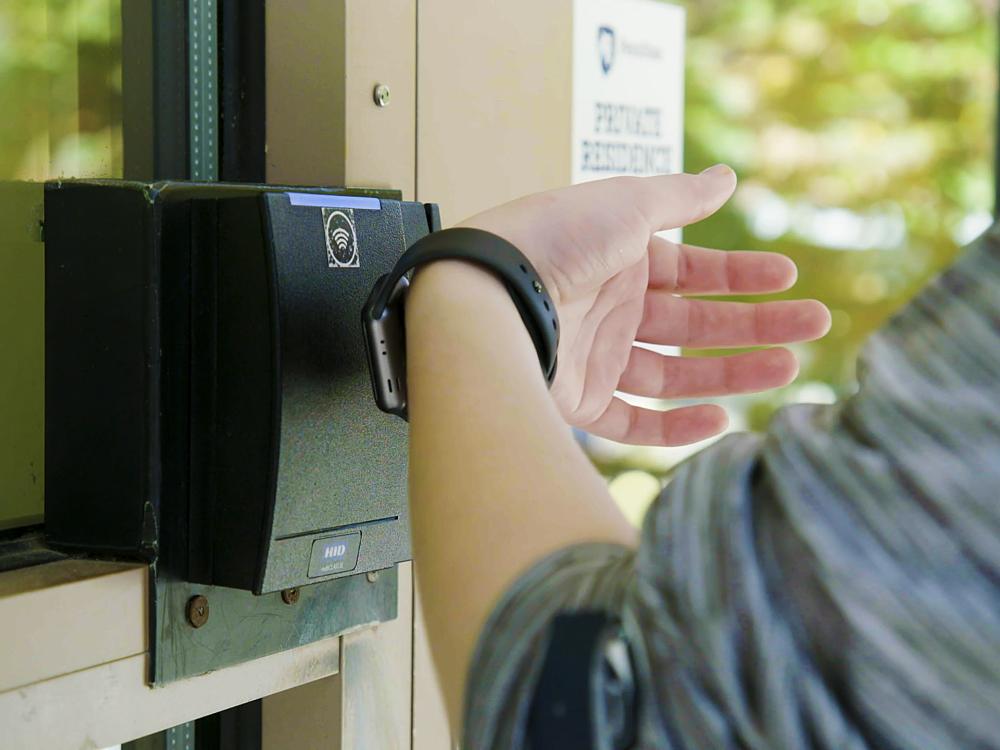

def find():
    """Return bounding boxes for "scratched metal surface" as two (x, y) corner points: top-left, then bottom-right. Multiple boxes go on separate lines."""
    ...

(153, 565), (396, 684)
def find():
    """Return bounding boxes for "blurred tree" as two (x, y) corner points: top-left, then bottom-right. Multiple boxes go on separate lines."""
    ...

(0, 0), (122, 181)
(596, 0), (997, 515)
(683, 0), (997, 417)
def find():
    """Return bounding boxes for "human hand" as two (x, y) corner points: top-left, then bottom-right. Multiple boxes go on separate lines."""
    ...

(458, 167), (831, 446)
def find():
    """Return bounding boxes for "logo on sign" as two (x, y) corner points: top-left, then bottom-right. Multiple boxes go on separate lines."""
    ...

(322, 208), (360, 268)
(597, 25), (616, 75)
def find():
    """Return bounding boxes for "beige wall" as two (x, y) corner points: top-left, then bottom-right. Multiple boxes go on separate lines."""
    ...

(266, 0), (417, 198)
(3, 1), (583, 747)
(413, 3), (576, 746)
(417, 0), (574, 225)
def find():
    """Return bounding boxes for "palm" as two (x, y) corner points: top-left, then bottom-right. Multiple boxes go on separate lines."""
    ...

(461, 170), (831, 446)
(551, 258), (648, 427)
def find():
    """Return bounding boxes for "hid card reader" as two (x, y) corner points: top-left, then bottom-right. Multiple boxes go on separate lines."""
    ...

(45, 181), (440, 595)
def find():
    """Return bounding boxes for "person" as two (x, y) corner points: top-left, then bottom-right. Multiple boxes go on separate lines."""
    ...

(405, 166), (1000, 748)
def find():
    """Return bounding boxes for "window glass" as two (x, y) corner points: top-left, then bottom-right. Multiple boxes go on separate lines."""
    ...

(595, 1), (998, 525)
(0, 0), (122, 180)
(0, 0), (122, 530)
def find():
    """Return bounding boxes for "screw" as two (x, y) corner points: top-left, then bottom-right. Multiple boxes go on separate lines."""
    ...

(366, 570), (380, 583)
(281, 587), (300, 605)
(186, 595), (209, 628)
(532, 280), (543, 294)
(373, 84), (391, 108)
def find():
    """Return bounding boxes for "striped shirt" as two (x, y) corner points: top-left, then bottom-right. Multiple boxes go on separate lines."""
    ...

(463, 228), (1000, 749)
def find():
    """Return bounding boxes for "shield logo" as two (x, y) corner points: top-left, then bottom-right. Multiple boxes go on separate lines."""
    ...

(598, 26), (616, 75)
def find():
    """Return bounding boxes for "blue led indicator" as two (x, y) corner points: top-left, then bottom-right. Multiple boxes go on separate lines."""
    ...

(286, 193), (381, 210)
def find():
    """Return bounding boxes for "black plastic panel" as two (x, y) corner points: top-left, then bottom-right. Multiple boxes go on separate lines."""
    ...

(45, 181), (429, 594)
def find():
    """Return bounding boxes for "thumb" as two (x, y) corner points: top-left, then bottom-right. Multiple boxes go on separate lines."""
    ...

(630, 165), (738, 233)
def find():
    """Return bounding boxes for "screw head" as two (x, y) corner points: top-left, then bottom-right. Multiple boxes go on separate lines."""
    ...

(366, 570), (380, 583)
(281, 588), (300, 605)
(532, 280), (543, 294)
(373, 84), (391, 107)
(186, 595), (210, 628)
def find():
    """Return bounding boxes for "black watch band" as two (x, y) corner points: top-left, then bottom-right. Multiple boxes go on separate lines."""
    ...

(362, 227), (560, 420)
(527, 612), (638, 750)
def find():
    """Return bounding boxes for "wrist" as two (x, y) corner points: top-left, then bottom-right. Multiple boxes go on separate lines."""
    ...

(404, 260), (550, 404)
(407, 259), (512, 316)
(406, 260), (533, 347)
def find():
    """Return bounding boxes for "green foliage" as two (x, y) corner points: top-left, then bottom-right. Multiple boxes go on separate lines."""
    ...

(0, 1), (122, 181)
(594, 1), (996, 504)
(682, 0), (997, 428)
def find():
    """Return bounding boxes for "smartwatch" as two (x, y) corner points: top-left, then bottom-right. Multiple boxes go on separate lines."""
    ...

(362, 227), (560, 420)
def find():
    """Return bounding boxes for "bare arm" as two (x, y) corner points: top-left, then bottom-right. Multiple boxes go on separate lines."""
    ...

(405, 171), (831, 730)
(407, 259), (636, 724)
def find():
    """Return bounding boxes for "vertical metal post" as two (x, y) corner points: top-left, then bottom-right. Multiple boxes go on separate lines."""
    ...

(218, 0), (266, 183)
(120, 3), (218, 746)
(195, 700), (263, 749)
(166, 723), (197, 750)
(189, 0), (219, 180)
(122, 0), (219, 181)
(122, 0), (191, 180)
(123, 722), (195, 750)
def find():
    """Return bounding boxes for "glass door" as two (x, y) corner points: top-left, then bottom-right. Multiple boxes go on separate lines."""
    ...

(0, 0), (123, 530)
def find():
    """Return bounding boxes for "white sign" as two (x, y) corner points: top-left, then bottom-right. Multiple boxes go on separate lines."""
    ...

(573, 0), (685, 364)
(572, 0), (685, 186)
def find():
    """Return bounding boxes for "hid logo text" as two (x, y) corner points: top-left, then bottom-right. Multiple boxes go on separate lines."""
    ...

(323, 208), (360, 268)
(323, 542), (348, 560)
(598, 25), (616, 75)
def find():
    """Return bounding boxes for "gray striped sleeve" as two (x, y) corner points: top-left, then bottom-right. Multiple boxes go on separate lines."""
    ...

(463, 229), (1000, 749)
(631, 230), (1000, 749)
(462, 544), (635, 749)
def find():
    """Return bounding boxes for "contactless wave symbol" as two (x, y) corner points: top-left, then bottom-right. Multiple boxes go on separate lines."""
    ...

(322, 208), (360, 268)
(332, 227), (351, 252)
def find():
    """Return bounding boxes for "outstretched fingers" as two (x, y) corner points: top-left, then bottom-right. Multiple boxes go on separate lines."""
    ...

(647, 235), (798, 295)
(585, 399), (730, 447)
(638, 293), (832, 348)
(618, 346), (799, 400)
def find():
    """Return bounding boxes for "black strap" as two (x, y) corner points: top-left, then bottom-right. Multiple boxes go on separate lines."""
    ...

(527, 612), (638, 750)
(362, 228), (559, 419)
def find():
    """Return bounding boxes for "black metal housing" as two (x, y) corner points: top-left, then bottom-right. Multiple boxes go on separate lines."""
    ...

(45, 180), (434, 594)
(218, 0), (266, 183)
(122, 0), (190, 181)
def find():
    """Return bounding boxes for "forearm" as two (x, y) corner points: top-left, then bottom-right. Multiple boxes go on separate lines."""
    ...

(405, 260), (636, 725)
